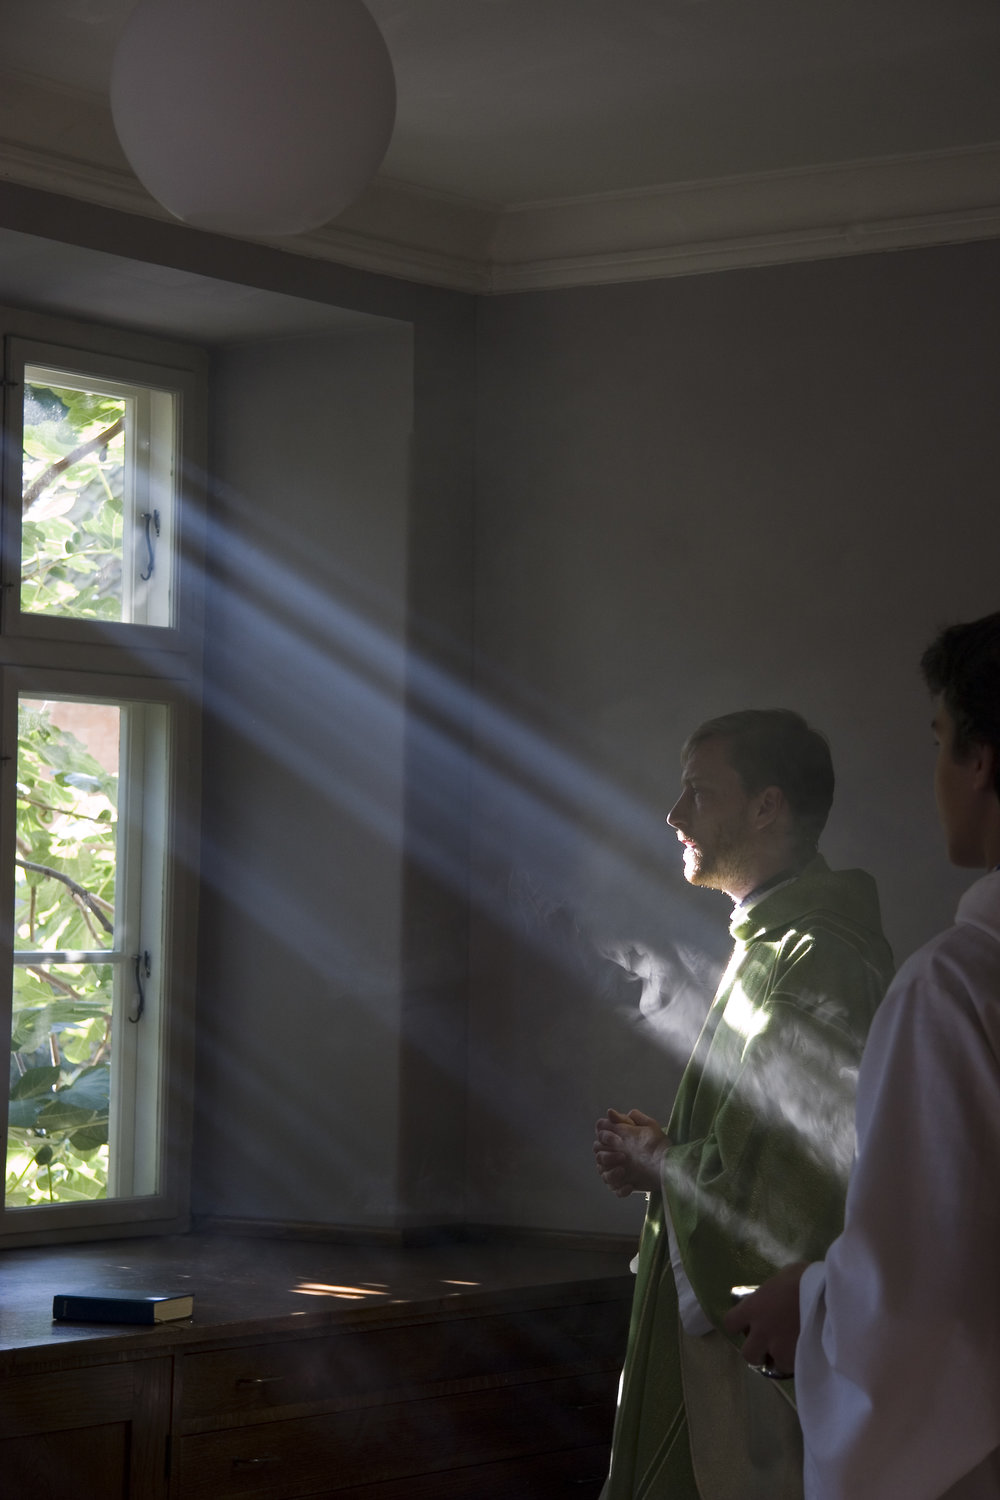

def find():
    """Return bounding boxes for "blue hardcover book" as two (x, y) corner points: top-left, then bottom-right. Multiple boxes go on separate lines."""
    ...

(52, 1291), (194, 1324)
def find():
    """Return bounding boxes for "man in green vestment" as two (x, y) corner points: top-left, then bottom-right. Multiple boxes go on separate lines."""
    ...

(594, 709), (893, 1500)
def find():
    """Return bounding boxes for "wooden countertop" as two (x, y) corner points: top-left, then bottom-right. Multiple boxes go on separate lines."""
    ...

(0, 1232), (635, 1373)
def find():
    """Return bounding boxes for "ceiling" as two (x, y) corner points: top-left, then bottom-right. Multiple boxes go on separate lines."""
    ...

(0, 0), (998, 292)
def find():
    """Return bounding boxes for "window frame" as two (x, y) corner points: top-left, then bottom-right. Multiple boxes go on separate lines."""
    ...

(2, 331), (205, 654)
(0, 305), (204, 1247)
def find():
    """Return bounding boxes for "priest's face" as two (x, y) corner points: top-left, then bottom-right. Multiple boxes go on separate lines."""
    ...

(667, 736), (759, 898)
(932, 698), (990, 868)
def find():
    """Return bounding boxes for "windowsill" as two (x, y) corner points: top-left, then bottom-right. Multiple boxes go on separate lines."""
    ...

(0, 1229), (635, 1371)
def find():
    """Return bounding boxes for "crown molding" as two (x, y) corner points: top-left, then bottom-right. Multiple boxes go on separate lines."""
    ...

(291, 178), (498, 292)
(486, 144), (1000, 289)
(0, 67), (998, 294)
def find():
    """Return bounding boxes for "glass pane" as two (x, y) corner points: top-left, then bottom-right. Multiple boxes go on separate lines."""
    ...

(9, 700), (121, 1207)
(7, 962), (114, 1205)
(15, 700), (118, 953)
(21, 374), (129, 622)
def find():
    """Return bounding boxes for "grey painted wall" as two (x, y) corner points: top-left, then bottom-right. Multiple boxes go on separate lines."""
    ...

(194, 303), (477, 1232)
(195, 324), (415, 1224)
(470, 239), (1000, 1235)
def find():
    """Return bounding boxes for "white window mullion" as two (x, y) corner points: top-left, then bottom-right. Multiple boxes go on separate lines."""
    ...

(108, 699), (169, 1200)
(108, 700), (138, 1199)
(120, 390), (140, 630)
(132, 703), (169, 1195)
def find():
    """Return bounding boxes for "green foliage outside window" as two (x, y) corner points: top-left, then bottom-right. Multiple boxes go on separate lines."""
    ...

(8, 704), (118, 1206)
(21, 381), (127, 622)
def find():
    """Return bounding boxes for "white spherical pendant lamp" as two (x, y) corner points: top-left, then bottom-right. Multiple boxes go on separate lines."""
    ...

(110, 0), (396, 237)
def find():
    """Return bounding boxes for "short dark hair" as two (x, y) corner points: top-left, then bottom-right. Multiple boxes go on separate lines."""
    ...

(683, 708), (834, 850)
(921, 612), (1000, 801)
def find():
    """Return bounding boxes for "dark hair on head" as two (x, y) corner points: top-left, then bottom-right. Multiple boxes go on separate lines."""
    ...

(921, 611), (1000, 801)
(683, 708), (834, 851)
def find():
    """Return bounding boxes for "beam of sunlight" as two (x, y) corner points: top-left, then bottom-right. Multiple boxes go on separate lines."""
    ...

(722, 985), (772, 1047)
(128, 479), (772, 1214)
(291, 1281), (390, 1299)
(178, 483), (727, 1030)
(657, 976), (865, 1268)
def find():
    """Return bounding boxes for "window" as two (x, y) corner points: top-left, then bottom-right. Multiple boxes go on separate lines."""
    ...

(6, 337), (193, 645)
(20, 361), (176, 628)
(0, 313), (204, 1244)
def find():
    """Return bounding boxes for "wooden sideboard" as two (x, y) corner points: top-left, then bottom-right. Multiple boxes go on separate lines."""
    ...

(0, 1232), (634, 1499)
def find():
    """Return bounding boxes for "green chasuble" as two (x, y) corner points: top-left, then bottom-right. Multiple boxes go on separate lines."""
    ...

(601, 856), (893, 1500)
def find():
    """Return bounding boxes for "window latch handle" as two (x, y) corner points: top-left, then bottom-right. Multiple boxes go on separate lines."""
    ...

(130, 950), (151, 1023)
(140, 509), (160, 582)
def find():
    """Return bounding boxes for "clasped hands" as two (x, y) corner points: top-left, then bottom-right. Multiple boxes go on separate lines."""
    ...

(594, 1107), (805, 1377)
(593, 1107), (669, 1197)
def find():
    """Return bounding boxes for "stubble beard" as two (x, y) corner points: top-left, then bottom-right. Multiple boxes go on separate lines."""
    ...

(682, 832), (754, 896)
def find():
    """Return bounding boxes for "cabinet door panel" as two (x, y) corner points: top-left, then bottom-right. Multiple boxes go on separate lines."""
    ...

(0, 1363), (136, 1437)
(0, 1357), (170, 1500)
(0, 1420), (128, 1500)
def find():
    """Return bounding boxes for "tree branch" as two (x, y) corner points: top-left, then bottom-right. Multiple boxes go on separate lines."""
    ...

(26, 966), (85, 1002)
(17, 791), (114, 827)
(22, 416), (124, 509)
(15, 859), (114, 934)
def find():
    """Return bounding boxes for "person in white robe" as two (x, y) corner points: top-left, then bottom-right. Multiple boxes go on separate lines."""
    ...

(724, 610), (1000, 1500)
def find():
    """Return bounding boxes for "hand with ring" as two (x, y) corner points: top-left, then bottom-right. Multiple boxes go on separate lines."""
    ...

(722, 1262), (809, 1378)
